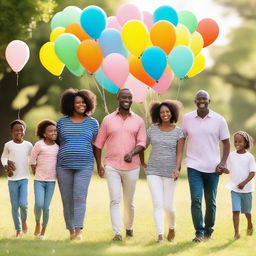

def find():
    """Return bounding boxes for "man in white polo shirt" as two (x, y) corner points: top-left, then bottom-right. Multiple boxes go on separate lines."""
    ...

(182, 90), (230, 242)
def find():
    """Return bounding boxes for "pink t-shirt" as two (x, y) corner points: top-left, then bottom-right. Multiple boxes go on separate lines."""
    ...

(94, 110), (146, 170)
(182, 110), (230, 173)
(30, 140), (59, 181)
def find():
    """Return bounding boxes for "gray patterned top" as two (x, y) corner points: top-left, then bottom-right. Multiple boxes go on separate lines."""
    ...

(146, 125), (184, 178)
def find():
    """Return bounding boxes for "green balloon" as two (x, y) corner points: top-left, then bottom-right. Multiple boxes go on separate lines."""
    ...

(67, 65), (84, 77)
(51, 12), (65, 30)
(178, 11), (198, 33)
(62, 6), (82, 27)
(54, 33), (82, 71)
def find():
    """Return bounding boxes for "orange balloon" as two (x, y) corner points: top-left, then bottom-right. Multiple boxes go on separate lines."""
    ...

(78, 40), (103, 74)
(197, 18), (219, 47)
(65, 23), (91, 41)
(129, 55), (155, 87)
(150, 21), (176, 55)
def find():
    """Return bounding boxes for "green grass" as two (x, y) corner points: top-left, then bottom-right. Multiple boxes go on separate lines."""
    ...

(0, 174), (255, 256)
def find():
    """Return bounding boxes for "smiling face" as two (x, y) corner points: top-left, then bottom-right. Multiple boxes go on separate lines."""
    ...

(44, 125), (57, 142)
(159, 105), (172, 123)
(11, 124), (25, 143)
(234, 134), (246, 153)
(194, 91), (210, 111)
(73, 96), (86, 115)
(118, 89), (133, 111)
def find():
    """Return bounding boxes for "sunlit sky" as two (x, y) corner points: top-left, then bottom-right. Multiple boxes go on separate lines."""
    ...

(130, 0), (241, 46)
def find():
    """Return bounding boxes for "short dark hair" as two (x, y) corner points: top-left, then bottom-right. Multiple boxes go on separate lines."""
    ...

(149, 100), (181, 124)
(36, 119), (56, 139)
(60, 88), (96, 116)
(10, 119), (26, 131)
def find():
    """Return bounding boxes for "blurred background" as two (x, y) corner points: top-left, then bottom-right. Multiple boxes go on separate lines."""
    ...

(0, 0), (255, 174)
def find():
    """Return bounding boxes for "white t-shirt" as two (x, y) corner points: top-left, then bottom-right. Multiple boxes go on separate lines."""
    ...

(1, 140), (33, 181)
(226, 151), (256, 193)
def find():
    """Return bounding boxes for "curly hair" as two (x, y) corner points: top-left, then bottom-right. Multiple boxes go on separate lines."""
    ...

(36, 119), (56, 139)
(149, 100), (181, 124)
(234, 131), (254, 151)
(60, 88), (96, 116)
(10, 119), (26, 131)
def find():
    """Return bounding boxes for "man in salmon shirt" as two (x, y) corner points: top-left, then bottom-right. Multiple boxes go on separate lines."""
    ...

(94, 88), (147, 241)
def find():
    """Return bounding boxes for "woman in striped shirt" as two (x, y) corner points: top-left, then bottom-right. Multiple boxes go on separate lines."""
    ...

(57, 89), (99, 241)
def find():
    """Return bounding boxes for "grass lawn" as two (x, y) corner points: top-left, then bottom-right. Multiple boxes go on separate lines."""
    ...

(0, 174), (255, 256)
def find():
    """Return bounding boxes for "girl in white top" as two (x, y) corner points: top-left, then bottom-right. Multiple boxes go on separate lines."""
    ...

(222, 131), (256, 240)
(1, 120), (33, 238)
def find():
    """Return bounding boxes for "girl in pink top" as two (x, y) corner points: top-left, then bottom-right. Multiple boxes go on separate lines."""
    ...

(30, 120), (59, 239)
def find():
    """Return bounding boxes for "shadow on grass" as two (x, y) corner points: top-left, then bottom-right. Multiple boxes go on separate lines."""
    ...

(205, 238), (236, 253)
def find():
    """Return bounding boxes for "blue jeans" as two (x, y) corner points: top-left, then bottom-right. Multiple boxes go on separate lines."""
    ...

(8, 179), (28, 231)
(57, 167), (92, 230)
(34, 180), (55, 227)
(187, 168), (219, 237)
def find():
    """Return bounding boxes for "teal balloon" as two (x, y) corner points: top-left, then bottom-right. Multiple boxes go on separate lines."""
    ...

(153, 6), (178, 26)
(62, 6), (82, 27)
(178, 11), (198, 33)
(67, 66), (84, 77)
(141, 46), (167, 81)
(80, 6), (107, 39)
(169, 46), (194, 79)
(55, 33), (82, 71)
(95, 67), (119, 94)
(51, 12), (64, 30)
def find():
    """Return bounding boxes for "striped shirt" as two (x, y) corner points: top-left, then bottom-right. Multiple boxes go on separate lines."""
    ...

(57, 116), (99, 170)
(146, 125), (184, 178)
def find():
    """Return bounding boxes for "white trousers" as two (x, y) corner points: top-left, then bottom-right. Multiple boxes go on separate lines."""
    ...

(105, 165), (140, 235)
(147, 175), (177, 235)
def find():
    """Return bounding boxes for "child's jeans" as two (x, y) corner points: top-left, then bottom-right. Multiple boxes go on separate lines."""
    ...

(34, 180), (56, 227)
(8, 179), (28, 231)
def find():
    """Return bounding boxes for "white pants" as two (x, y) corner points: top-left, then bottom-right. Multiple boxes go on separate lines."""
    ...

(105, 165), (140, 235)
(147, 175), (177, 235)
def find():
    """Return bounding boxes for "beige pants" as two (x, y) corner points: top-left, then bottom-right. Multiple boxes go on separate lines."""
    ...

(105, 165), (140, 235)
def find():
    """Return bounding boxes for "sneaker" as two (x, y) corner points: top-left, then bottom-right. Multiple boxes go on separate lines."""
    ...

(192, 236), (204, 243)
(112, 234), (122, 241)
(126, 229), (133, 237)
(167, 229), (175, 242)
(204, 232), (212, 241)
(157, 234), (164, 243)
(39, 235), (46, 240)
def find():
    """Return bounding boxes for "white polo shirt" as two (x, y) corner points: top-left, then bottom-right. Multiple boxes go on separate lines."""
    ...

(182, 110), (230, 173)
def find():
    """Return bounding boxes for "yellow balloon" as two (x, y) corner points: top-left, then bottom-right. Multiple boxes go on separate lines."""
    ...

(190, 31), (204, 56)
(39, 42), (65, 76)
(121, 20), (149, 57)
(174, 24), (191, 47)
(50, 27), (66, 42)
(187, 53), (206, 77)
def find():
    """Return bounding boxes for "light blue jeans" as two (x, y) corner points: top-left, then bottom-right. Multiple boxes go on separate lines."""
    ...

(57, 167), (92, 230)
(34, 180), (56, 227)
(8, 179), (28, 231)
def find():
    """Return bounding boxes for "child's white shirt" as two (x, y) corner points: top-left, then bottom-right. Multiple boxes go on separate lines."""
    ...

(226, 151), (256, 193)
(1, 140), (33, 181)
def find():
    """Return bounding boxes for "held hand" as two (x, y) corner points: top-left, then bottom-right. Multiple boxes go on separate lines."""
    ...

(7, 160), (15, 171)
(237, 182), (245, 190)
(215, 162), (225, 175)
(141, 163), (147, 169)
(97, 165), (105, 178)
(124, 152), (133, 163)
(31, 165), (36, 175)
(7, 170), (13, 177)
(171, 170), (180, 181)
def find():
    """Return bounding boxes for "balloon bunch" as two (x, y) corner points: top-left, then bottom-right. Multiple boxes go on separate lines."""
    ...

(40, 4), (219, 101)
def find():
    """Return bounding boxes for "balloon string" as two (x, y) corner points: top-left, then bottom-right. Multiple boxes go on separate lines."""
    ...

(16, 72), (20, 119)
(93, 77), (109, 115)
(175, 78), (182, 100)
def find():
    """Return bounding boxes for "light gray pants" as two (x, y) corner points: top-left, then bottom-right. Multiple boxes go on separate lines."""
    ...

(57, 167), (92, 230)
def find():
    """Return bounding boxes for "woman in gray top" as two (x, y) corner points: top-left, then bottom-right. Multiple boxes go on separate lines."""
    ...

(141, 100), (185, 243)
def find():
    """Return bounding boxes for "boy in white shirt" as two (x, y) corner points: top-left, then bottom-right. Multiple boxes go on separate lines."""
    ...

(1, 120), (33, 238)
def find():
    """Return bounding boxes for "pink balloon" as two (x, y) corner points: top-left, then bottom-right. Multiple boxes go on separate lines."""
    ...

(103, 53), (129, 87)
(152, 68), (174, 94)
(107, 16), (122, 31)
(123, 74), (148, 103)
(116, 3), (142, 26)
(5, 40), (30, 72)
(143, 11), (153, 30)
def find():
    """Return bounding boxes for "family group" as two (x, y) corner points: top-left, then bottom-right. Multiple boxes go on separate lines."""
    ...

(1, 88), (255, 243)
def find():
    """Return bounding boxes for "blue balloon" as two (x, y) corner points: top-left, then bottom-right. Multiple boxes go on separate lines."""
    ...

(141, 46), (167, 81)
(80, 6), (107, 39)
(153, 6), (178, 26)
(169, 46), (194, 79)
(99, 29), (126, 57)
(95, 67), (119, 94)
